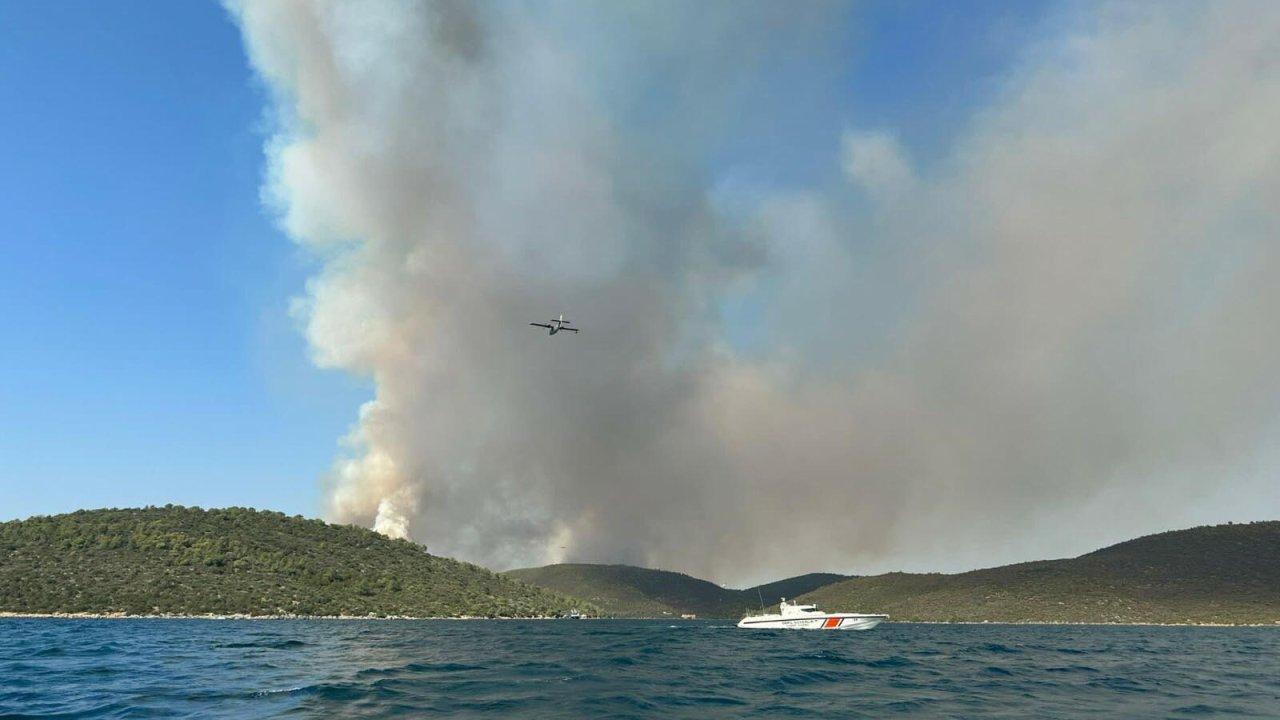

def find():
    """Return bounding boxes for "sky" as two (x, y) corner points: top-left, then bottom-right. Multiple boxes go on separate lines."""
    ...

(0, 1), (368, 519)
(3, 1), (1278, 586)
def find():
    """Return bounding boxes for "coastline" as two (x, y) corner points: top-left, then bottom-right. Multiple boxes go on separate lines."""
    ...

(0, 612), (568, 621)
(1, 612), (1274, 626)
(895, 619), (1280, 628)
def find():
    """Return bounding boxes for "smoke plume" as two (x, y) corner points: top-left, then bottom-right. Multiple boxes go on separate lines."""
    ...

(229, 1), (1280, 584)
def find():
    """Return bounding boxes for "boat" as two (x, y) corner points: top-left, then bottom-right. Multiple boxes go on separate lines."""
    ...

(567, 609), (581, 619)
(736, 598), (887, 630)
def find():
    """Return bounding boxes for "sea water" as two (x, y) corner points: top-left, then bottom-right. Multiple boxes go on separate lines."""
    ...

(1, 619), (1277, 718)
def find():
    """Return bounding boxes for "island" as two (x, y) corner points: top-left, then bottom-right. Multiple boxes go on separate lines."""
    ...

(0, 506), (588, 618)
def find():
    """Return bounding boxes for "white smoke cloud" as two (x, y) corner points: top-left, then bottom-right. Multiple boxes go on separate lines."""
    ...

(841, 129), (914, 199)
(229, 1), (1280, 584)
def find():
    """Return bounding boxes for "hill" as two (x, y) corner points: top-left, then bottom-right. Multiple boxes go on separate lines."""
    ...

(504, 564), (729, 617)
(750, 573), (848, 606)
(799, 522), (1280, 624)
(0, 506), (589, 618)
(504, 564), (848, 618)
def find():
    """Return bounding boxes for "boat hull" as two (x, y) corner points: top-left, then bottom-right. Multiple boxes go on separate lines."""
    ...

(736, 614), (887, 630)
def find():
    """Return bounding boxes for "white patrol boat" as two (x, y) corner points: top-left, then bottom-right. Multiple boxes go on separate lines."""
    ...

(737, 598), (887, 630)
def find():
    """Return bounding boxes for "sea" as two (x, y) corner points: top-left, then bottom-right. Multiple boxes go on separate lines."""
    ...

(1, 619), (1277, 718)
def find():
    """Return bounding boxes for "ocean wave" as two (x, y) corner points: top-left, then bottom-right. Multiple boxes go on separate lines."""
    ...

(214, 639), (309, 650)
(3, 620), (1276, 718)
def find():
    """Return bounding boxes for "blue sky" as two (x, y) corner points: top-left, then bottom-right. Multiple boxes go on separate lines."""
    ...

(0, 1), (369, 520)
(0, 0), (1053, 523)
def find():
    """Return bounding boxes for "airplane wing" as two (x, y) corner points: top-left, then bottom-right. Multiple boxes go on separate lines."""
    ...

(530, 323), (553, 329)
(562, 327), (580, 333)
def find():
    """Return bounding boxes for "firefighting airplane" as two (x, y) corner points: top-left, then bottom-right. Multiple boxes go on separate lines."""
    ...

(529, 314), (580, 336)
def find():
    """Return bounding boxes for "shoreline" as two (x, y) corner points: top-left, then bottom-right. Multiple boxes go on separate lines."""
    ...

(1, 612), (1274, 627)
(0, 612), (571, 621)
(896, 619), (1280, 628)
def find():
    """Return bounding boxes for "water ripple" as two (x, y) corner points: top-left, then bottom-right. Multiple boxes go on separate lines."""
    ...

(1, 619), (1278, 719)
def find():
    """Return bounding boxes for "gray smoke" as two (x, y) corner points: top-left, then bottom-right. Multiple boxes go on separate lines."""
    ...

(229, 1), (1280, 584)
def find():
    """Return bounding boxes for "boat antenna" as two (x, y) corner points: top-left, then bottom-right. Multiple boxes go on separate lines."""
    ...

(757, 586), (765, 612)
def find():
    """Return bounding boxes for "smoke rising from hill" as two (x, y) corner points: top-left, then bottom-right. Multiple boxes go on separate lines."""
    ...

(229, 1), (1280, 584)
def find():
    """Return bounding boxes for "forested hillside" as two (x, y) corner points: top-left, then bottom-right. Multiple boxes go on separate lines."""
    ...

(0, 507), (589, 618)
(505, 564), (847, 618)
(799, 522), (1280, 624)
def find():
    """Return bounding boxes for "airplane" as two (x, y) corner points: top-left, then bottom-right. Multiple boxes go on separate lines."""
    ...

(530, 314), (580, 335)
